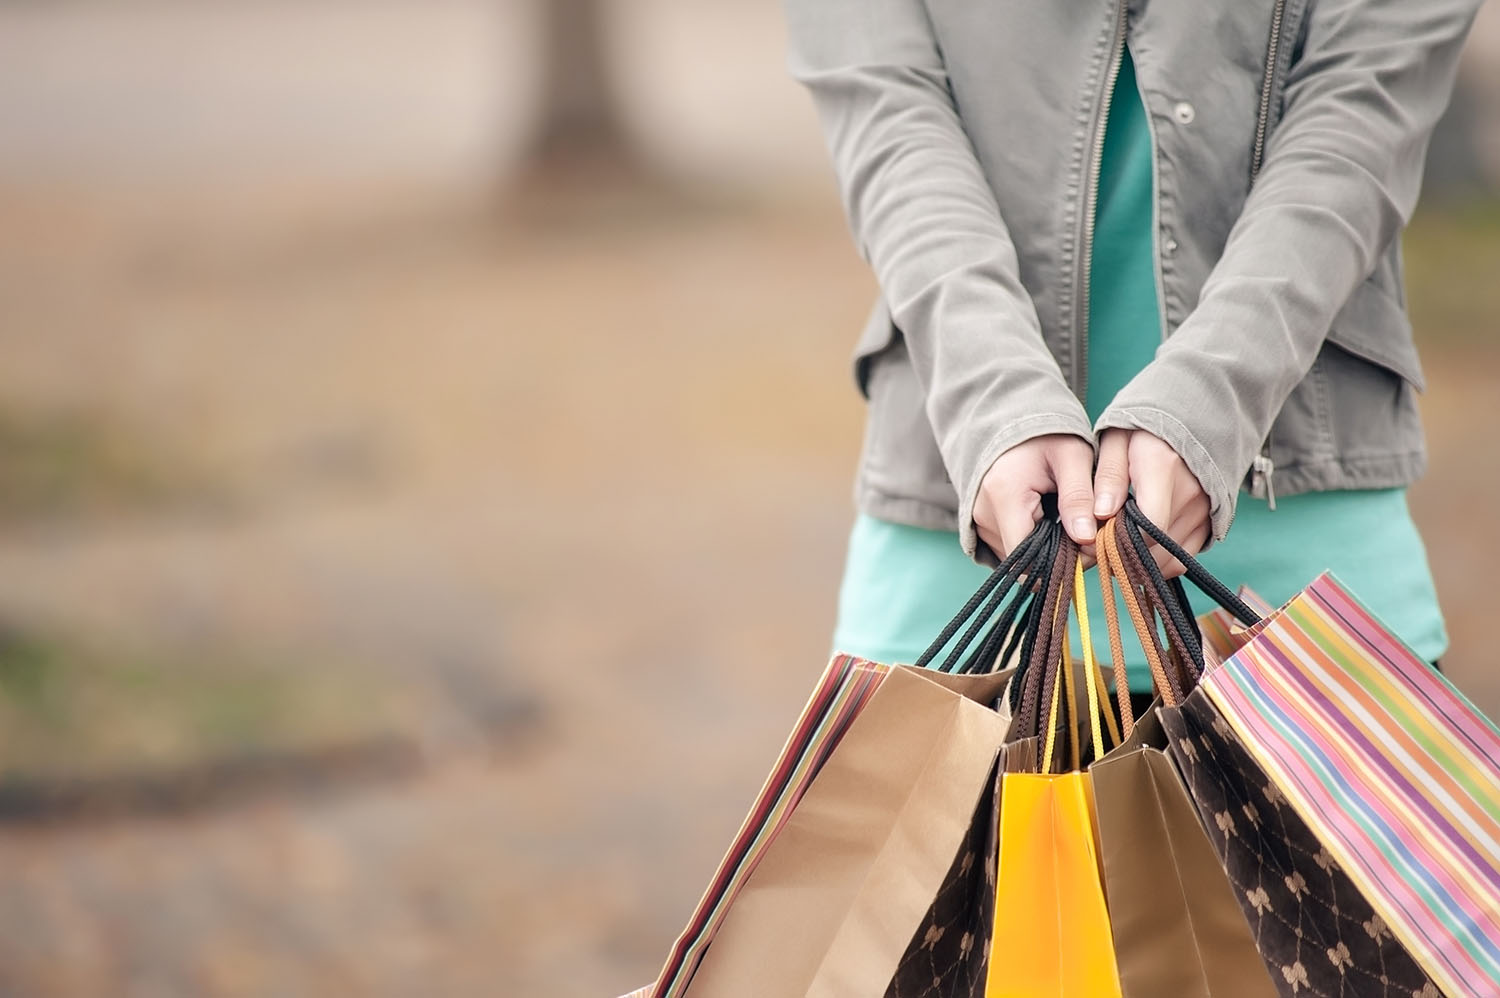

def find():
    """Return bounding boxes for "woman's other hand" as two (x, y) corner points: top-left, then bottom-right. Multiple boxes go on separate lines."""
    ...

(1091, 428), (1210, 578)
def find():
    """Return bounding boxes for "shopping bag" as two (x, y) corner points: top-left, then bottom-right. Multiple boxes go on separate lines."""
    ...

(676, 661), (1011, 997)
(1116, 499), (1446, 998)
(1199, 572), (1500, 998)
(627, 520), (1062, 998)
(987, 548), (1123, 998)
(1087, 517), (1276, 998)
(883, 736), (1037, 998)
(638, 652), (889, 997)
(1161, 689), (1443, 998)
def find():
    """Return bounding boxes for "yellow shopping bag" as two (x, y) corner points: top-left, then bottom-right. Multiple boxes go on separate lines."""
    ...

(987, 556), (1122, 998)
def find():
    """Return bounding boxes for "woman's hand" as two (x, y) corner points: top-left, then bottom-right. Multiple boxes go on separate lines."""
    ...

(973, 434), (1098, 559)
(1092, 428), (1210, 578)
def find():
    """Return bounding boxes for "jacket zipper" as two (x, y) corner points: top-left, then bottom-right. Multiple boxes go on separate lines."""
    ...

(1250, 0), (1289, 183)
(1075, 0), (1128, 405)
(1244, 0), (1290, 516)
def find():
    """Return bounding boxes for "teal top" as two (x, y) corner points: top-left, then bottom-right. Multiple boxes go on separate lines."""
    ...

(833, 50), (1447, 688)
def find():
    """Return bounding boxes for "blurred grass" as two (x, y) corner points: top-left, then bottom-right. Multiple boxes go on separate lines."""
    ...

(1405, 200), (1500, 346)
(0, 407), (227, 522)
(0, 626), (411, 785)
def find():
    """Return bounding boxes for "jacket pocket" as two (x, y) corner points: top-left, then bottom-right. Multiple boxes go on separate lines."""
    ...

(1323, 278), (1426, 391)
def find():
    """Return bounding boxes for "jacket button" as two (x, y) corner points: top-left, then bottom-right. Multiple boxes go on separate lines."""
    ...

(1172, 101), (1196, 125)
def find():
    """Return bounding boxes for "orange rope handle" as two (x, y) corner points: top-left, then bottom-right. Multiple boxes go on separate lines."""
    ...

(1096, 517), (1136, 737)
(1101, 517), (1178, 707)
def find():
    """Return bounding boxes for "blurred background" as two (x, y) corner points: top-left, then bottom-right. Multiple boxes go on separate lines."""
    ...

(0, 1), (1495, 995)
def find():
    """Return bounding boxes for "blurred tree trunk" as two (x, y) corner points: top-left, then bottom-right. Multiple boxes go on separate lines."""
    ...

(523, 0), (639, 178)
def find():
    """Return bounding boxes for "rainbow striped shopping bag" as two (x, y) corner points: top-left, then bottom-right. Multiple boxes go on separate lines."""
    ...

(1200, 572), (1500, 998)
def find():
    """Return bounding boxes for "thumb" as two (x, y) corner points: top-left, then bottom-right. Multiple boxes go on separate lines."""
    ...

(1093, 430), (1131, 517)
(1050, 438), (1097, 545)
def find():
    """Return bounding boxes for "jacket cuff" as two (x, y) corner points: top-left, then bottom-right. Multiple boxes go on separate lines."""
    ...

(1093, 405), (1237, 543)
(958, 411), (1095, 565)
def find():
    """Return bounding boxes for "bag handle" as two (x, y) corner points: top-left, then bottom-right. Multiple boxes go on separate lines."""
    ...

(1040, 556), (1114, 773)
(955, 527), (1054, 675)
(1006, 521), (1061, 706)
(914, 516), (1057, 674)
(1018, 531), (1077, 737)
(1114, 512), (1202, 688)
(1096, 517), (1180, 736)
(1121, 498), (1261, 627)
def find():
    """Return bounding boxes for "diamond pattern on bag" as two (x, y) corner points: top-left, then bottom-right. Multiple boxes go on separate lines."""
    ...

(1160, 693), (1445, 998)
(883, 765), (999, 998)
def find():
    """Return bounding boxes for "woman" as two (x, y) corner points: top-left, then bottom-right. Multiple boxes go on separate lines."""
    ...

(789, 0), (1479, 689)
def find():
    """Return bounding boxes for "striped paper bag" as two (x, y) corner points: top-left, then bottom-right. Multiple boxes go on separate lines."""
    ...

(1200, 572), (1500, 998)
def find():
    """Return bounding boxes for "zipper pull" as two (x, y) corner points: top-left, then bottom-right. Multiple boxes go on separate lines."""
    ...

(1250, 454), (1277, 510)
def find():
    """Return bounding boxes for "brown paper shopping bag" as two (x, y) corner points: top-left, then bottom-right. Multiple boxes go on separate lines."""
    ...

(628, 520), (1059, 998)
(1091, 713), (1276, 998)
(684, 663), (1011, 997)
(1089, 515), (1276, 998)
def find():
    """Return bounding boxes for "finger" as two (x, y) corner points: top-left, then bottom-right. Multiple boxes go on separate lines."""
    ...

(1093, 430), (1131, 518)
(1051, 439), (1097, 545)
(1131, 440), (1175, 541)
(1168, 495), (1211, 557)
(1152, 544), (1182, 581)
(995, 491), (1045, 560)
(1160, 519), (1211, 580)
(976, 522), (1008, 561)
(1159, 498), (1210, 576)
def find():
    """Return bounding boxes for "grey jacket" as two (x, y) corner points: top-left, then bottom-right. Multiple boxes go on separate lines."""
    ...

(786, 0), (1479, 560)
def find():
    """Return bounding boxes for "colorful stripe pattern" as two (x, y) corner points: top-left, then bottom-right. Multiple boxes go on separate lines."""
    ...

(644, 654), (889, 998)
(1198, 586), (1276, 664)
(1203, 572), (1500, 998)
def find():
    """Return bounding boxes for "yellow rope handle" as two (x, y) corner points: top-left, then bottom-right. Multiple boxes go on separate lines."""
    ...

(1096, 658), (1123, 749)
(1061, 629), (1080, 770)
(1040, 622), (1066, 773)
(1072, 557), (1107, 763)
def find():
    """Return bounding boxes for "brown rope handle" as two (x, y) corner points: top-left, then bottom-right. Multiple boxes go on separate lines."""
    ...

(1099, 517), (1181, 711)
(1033, 536), (1080, 768)
(1018, 531), (1075, 736)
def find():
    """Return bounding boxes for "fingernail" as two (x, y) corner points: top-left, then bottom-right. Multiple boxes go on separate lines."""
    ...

(1094, 493), (1114, 516)
(1072, 516), (1096, 541)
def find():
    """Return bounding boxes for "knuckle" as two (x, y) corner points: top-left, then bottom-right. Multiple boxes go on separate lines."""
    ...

(1058, 484), (1094, 508)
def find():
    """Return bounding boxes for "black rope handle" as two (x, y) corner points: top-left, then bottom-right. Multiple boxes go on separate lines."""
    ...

(913, 526), (1038, 668)
(1122, 497), (1261, 627)
(1119, 510), (1205, 671)
(914, 515), (1057, 672)
(913, 526), (1041, 670)
(930, 526), (1051, 674)
(1007, 522), (1060, 707)
(956, 564), (1040, 675)
(949, 524), (1057, 674)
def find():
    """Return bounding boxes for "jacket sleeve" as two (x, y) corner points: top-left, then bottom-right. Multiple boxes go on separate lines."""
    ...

(785, 0), (1092, 560)
(1095, 0), (1480, 541)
